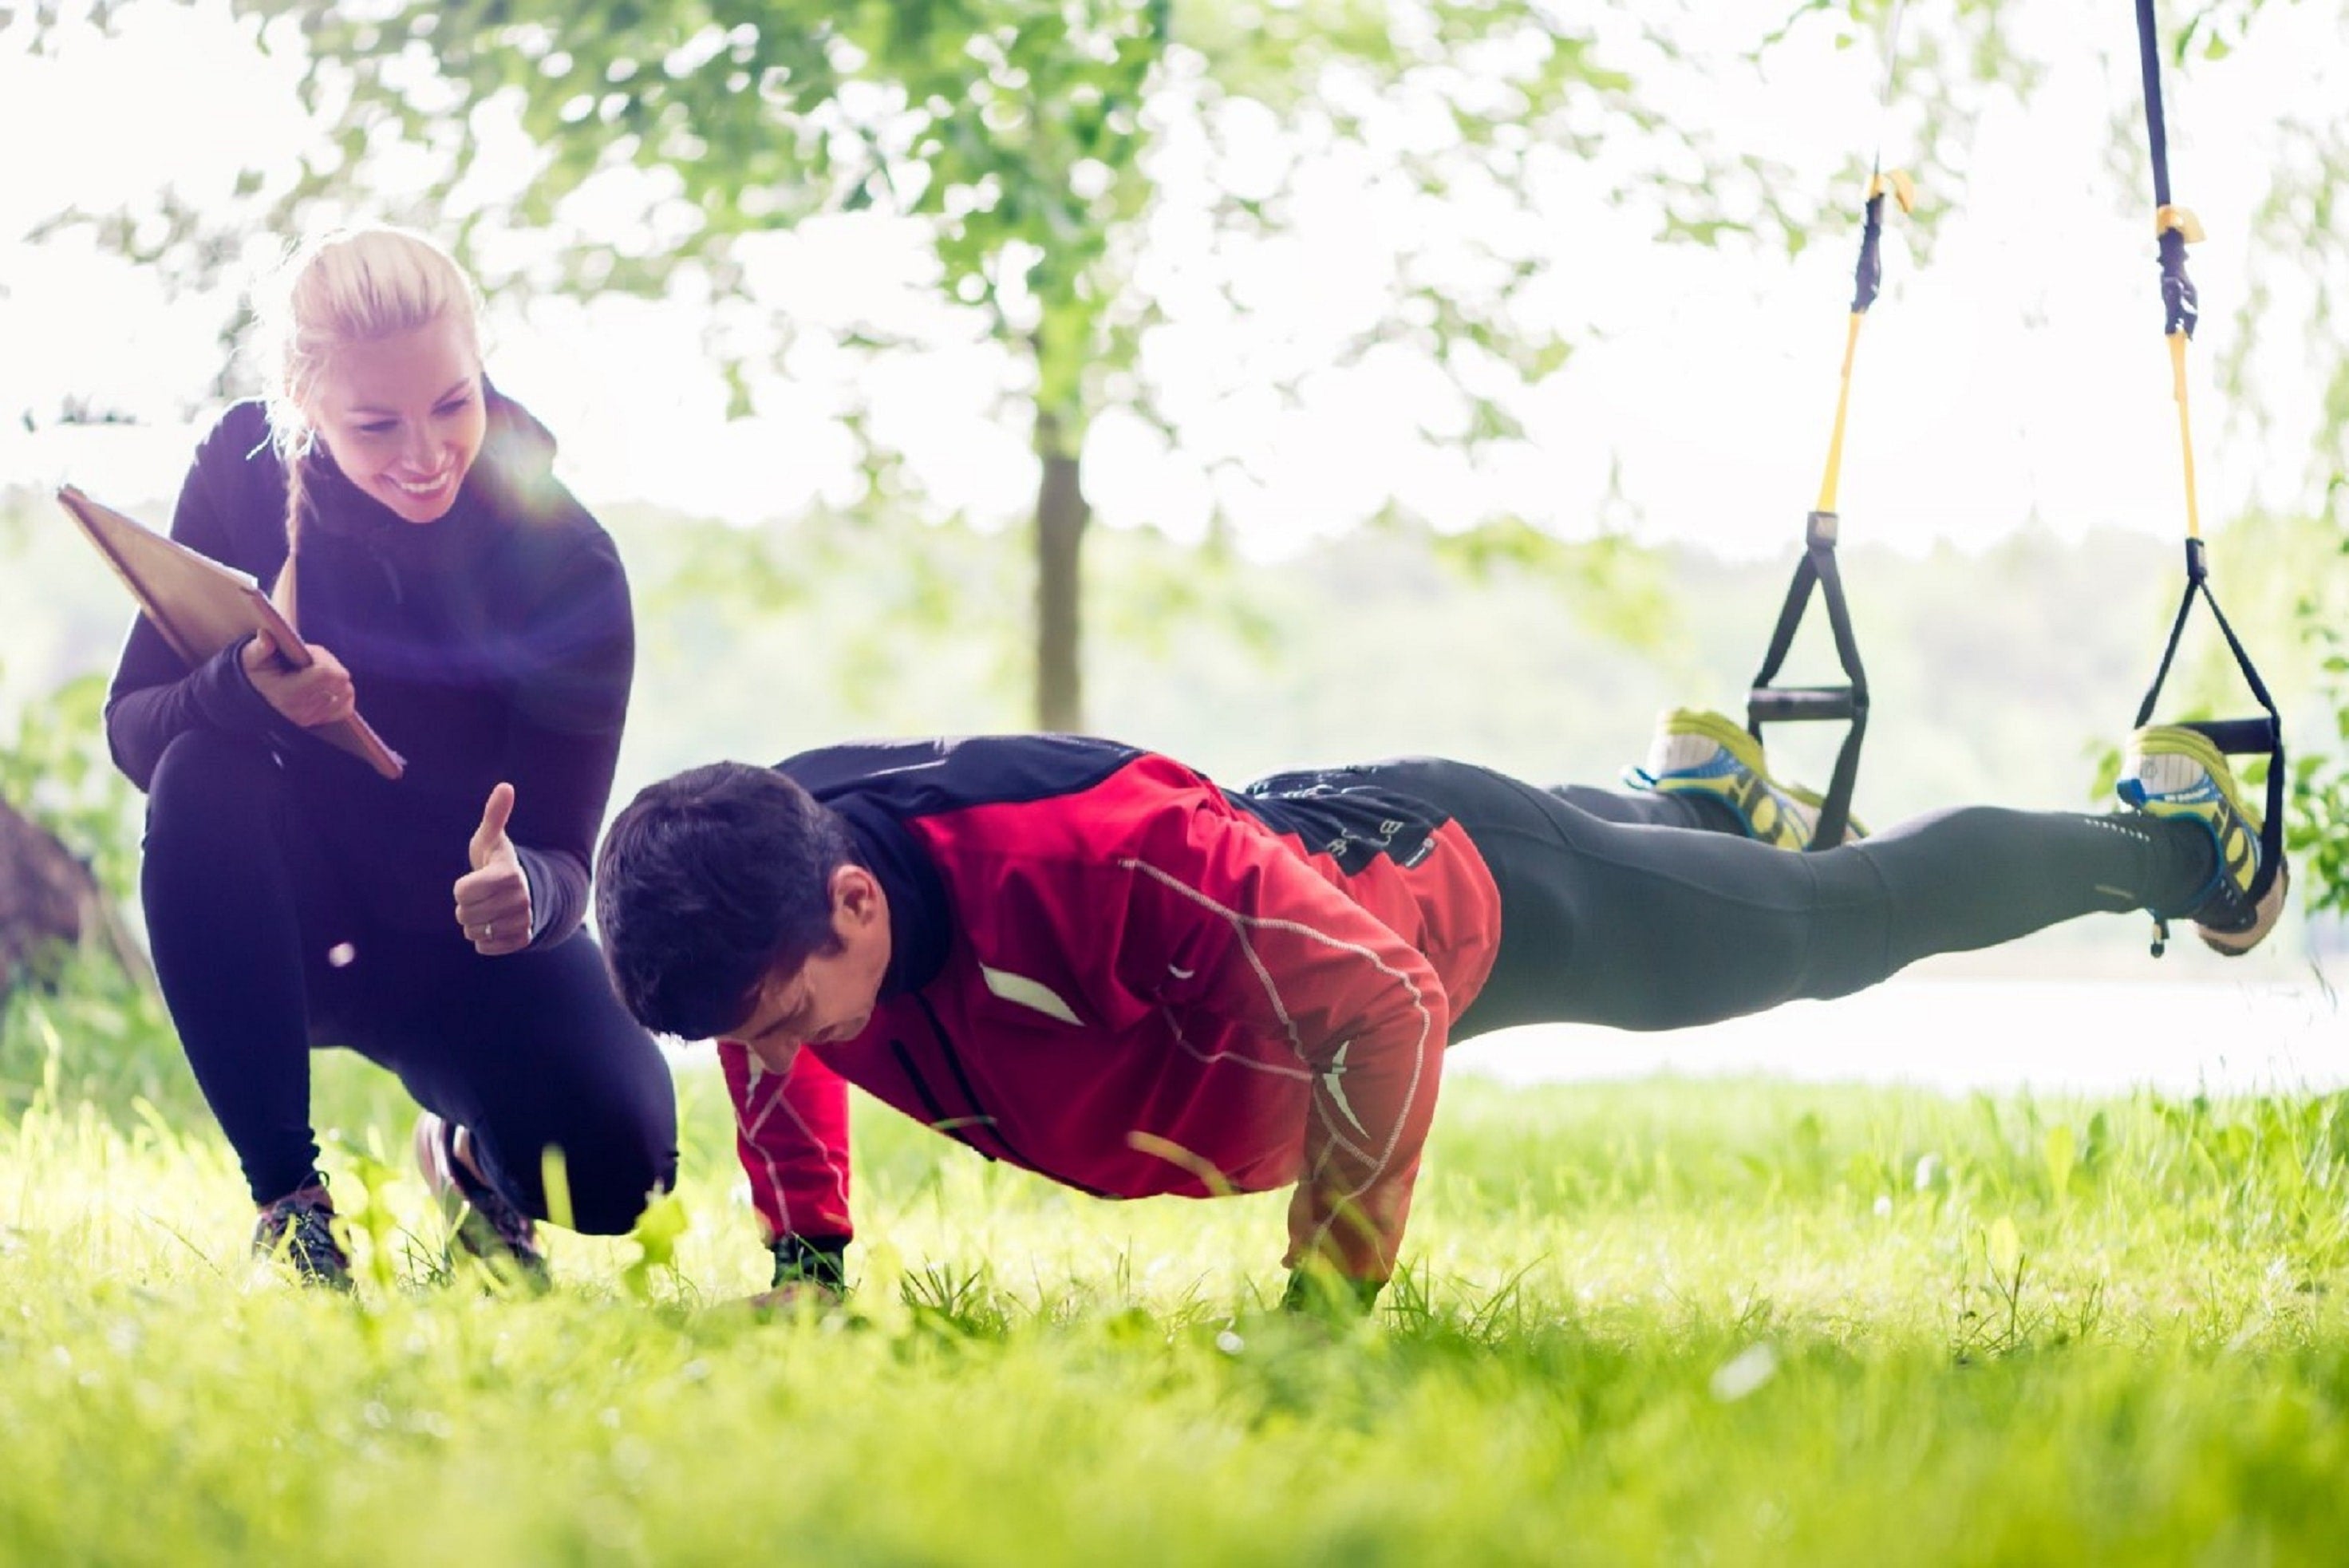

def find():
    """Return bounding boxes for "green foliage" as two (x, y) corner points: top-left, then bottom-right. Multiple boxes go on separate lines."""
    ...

(0, 669), (139, 906)
(0, 673), (184, 1118)
(218, 0), (1801, 440)
(2288, 531), (2349, 917)
(0, 951), (197, 1126)
(621, 1190), (692, 1303)
(270, 0), (1170, 437)
(33, 0), (1913, 728)
(1423, 518), (1684, 657)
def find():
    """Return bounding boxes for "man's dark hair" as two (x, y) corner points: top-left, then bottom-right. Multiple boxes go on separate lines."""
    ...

(595, 763), (856, 1040)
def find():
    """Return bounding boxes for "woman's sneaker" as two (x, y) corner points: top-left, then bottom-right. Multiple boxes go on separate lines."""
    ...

(2118, 725), (2289, 956)
(252, 1179), (353, 1292)
(1623, 707), (1865, 850)
(413, 1112), (551, 1291)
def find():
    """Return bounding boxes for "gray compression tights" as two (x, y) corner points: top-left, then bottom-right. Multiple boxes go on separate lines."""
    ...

(1337, 758), (2218, 1039)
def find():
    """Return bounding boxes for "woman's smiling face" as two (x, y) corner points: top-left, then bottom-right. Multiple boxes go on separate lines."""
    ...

(309, 316), (487, 524)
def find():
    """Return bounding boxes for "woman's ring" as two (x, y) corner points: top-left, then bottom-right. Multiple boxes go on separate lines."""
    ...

(483, 922), (495, 940)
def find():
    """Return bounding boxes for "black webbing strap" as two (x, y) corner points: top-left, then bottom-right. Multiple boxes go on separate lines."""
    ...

(1851, 187), (1889, 314)
(2133, 539), (2286, 902)
(2135, 0), (2199, 339)
(1747, 510), (1869, 850)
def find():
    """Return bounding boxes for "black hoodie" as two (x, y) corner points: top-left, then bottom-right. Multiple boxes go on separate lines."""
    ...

(105, 386), (633, 948)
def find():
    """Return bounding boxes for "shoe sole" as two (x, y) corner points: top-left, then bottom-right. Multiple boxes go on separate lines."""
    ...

(2126, 725), (2264, 833)
(2199, 859), (2289, 957)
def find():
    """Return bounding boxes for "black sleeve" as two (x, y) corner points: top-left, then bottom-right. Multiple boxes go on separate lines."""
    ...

(499, 531), (634, 949)
(103, 444), (298, 792)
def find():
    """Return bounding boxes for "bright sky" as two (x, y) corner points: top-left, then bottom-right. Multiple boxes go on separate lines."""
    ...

(1, 0), (2340, 561)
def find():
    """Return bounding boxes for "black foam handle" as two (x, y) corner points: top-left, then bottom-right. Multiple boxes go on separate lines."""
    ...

(2181, 717), (2278, 756)
(1747, 686), (1859, 724)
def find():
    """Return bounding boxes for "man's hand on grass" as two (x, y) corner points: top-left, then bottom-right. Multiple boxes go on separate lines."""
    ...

(742, 1235), (849, 1318)
(1281, 1266), (1384, 1318)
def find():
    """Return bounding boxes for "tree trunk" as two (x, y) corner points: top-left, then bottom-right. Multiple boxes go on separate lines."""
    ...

(0, 798), (111, 997)
(1033, 413), (1089, 733)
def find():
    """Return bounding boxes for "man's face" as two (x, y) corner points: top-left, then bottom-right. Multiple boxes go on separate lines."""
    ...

(727, 865), (891, 1075)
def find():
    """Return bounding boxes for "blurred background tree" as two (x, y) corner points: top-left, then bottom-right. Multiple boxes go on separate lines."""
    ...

(10, 0), (2346, 920)
(0, 671), (148, 994)
(26, 0), (2017, 729)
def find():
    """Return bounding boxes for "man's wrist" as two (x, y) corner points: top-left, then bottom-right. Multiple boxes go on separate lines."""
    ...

(770, 1234), (849, 1292)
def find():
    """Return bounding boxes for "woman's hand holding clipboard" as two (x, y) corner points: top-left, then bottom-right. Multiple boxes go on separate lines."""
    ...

(55, 484), (405, 780)
(240, 627), (361, 733)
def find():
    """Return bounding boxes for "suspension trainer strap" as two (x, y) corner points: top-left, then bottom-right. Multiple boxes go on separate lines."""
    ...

(1747, 511), (1869, 848)
(1814, 168), (1916, 516)
(2136, 0), (2201, 345)
(1814, 0), (1913, 519)
(2129, 0), (2284, 904)
(2137, 0), (2207, 537)
(2135, 543), (2288, 901)
(1748, 2), (1905, 850)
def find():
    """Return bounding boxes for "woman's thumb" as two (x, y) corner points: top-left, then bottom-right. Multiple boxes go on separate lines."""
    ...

(471, 781), (517, 863)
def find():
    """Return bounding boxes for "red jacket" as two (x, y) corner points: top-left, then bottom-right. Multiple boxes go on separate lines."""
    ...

(720, 737), (1502, 1278)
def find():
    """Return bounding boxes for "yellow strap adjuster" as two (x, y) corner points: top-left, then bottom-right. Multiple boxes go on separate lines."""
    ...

(1868, 169), (1919, 215)
(2156, 203), (2205, 243)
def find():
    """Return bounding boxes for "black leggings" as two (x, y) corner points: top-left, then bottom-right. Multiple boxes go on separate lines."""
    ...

(140, 729), (677, 1231)
(1337, 760), (2217, 1041)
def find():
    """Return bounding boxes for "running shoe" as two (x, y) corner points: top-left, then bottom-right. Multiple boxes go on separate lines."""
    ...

(2118, 724), (2290, 956)
(1623, 706), (1865, 850)
(251, 1179), (353, 1292)
(413, 1112), (551, 1291)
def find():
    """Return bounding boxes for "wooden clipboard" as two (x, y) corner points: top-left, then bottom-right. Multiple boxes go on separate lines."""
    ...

(57, 484), (406, 780)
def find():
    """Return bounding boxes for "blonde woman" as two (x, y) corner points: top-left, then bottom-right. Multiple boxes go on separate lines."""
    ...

(105, 227), (675, 1288)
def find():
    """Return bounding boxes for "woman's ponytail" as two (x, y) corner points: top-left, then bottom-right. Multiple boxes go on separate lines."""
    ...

(274, 445), (310, 627)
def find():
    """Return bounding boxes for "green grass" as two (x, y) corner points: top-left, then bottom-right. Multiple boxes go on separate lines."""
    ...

(6, 981), (2349, 1562)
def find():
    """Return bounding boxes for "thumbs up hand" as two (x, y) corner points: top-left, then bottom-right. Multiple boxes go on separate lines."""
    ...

(454, 781), (531, 957)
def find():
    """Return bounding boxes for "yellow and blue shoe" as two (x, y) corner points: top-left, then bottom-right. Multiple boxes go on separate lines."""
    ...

(1622, 707), (1864, 851)
(2118, 725), (2289, 956)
